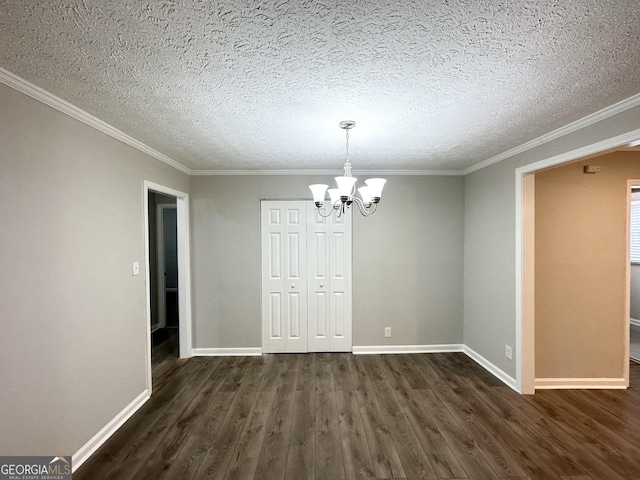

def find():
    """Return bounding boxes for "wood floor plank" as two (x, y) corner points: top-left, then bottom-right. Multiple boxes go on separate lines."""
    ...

(344, 352), (368, 391)
(413, 352), (448, 388)
(431, 383), (528, 478)
(193, 357), (273, 480)
(392, 386), (467, 479)
(353, 386), (406, 479)
(316, 389), (345, 479)
(471, 384), (588, 478)
(332, 353), (356, 391)
(336, 389), (376, 480)
(296, 352), (316, 392)
(315, 352), (335, 392)
(425, 353), (469, 389)
(282, 353), (303, 372)
(378, 354), (416, 391)
(416, 388), (500, 480)
(514, 390), (629, 480)
(386, 354), (429, 389)
(219, 355), (256, 392)
(562, 389), (640, 445)
(529, 390), (640, 479)
(365, 356), (438, 479)
(284, 390), (316, 480)
(224, 387), (279, 480)
(132, 356), (239, 480)
(253, 370), (298, 480)
(581, 389), (640, 425)
(460, 386), (569, 479)
(157, 390), (236, 480)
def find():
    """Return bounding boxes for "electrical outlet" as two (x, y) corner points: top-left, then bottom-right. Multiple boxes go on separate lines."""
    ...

(505, 344), (513, 360)
(384, 327), (391, 338)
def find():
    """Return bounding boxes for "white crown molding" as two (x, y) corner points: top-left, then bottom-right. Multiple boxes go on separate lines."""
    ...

(535, 378), (627, 389)
(190, 169), (464, 176)
(463, 91), (640, 175)
(352, 344), (464, 354)
(0, 68), (192, 175)
(72, 389), (150, 472)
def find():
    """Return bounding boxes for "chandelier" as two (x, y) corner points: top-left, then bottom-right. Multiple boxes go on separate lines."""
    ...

(309, 120), (386, 217)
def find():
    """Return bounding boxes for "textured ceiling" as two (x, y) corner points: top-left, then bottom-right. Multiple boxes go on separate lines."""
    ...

(1, 0), (640, 172)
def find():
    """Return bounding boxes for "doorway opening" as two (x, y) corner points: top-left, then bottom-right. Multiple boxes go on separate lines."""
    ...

(629, 187), (640, 364)
(143, 181), (192, 394)
(518, 142), (640, 393)
(148, 191), (180, 386)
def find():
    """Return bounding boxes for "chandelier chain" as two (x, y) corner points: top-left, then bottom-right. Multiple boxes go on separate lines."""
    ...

(345, 129), (350, 163)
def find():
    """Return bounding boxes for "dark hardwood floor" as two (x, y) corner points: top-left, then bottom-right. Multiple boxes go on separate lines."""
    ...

(151, 328), (179, 384)
(75, 353), (640, 480)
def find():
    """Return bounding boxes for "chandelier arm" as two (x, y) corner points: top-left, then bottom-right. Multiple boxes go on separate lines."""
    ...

(314, 203), (334, 218)
(352, 196), (375, 217)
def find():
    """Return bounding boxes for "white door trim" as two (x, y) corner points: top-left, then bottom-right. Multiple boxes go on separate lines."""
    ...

(144, 181), (192, 394)
(515, 128), (640, 393)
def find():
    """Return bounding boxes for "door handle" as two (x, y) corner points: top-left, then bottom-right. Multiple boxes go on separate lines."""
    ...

(291, 284), (295, 289)
(320, 283), (324, 288)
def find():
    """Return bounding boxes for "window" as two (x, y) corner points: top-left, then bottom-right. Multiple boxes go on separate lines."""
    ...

(632, 198), (640, 263)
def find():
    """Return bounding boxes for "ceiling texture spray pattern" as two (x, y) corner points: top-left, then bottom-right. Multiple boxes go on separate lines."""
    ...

(1, 0), (640, 171)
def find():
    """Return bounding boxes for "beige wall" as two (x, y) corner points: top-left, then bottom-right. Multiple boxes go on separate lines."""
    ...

(535, 152), (640, 379)
(0, 83), (189, 456)
(189, 174), (465, 349)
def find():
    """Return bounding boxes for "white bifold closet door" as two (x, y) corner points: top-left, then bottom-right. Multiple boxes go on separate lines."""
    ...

(261, 200), (352, 353)
(261, 201), (308, 353)
(306, 202), (352, 352)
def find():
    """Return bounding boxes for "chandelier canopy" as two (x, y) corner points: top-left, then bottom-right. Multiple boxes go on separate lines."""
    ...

(309, 120), (386, 217)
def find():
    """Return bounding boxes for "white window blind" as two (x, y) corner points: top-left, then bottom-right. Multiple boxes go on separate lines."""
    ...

(631, 199), (640, 263)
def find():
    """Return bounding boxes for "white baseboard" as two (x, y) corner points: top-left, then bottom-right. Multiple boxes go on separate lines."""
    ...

(535, 378), (627, 389)
(72, 389), (150, 472)
(631, 318), (640, 327)
(352, 344), (464, 354)
(192, 347), (263, 356)
(463, 345), (518, 391)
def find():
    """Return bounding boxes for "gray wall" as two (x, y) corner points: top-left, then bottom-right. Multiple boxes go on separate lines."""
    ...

(0, 83), (189, 456)
(463, 104), (640, 379)
(190, 175), (464, 349)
